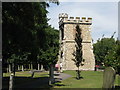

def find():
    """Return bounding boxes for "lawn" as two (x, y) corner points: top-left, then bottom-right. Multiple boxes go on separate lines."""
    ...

(3, 71), (49, 89)
(3, 71), (49, 78)
(3, 70), (119, 89)
(54, 70), (119, 88)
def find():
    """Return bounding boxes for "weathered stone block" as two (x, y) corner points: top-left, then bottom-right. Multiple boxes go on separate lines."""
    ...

(103, 67), (116, 88)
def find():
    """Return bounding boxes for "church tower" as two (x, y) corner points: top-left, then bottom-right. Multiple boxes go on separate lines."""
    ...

(58, 13), (95, 70)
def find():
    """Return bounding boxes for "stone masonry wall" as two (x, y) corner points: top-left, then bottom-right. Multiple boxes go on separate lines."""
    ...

(59, 13), (95, 71)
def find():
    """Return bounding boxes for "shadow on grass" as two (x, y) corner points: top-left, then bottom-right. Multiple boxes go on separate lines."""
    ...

(115, 86), (120, 89)
(52, 73), (66, 87)
(54, 73), (60, 76)
(2, 72), (68, 89)
(2, 76), (51, 89)
(53, 81), (66, 86)
(72, 76), (84, 80)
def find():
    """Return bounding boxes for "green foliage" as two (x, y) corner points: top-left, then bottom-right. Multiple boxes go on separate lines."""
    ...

(2, 2), (48, 64)
(105, 40), (120, 74)
(2, 2), (59, 72)
(38, 27), (59, 66)
(93, 37), (120, 73)
(93, 38), (116, 65)
(73, 25), (84, 79)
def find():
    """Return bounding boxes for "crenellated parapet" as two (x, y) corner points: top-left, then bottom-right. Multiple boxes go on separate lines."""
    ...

(59, 13), (92, 26)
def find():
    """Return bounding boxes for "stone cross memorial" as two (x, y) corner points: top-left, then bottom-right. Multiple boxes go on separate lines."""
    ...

(103, 67), (116, 88)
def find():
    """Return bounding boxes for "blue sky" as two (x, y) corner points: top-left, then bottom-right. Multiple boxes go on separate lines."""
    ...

(47, 2), (118, 43)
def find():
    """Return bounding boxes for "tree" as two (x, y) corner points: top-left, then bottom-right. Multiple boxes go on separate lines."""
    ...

(93, 38), (116, 66)
(116, 40), (120, 74)
(93, 35), (120, 75)
(40, 27), (59, 84)
(2, 2), (59, 88)
(2, 2), (50, 73)
(104, 40), (120, 74)
(73, 25), (84, 80)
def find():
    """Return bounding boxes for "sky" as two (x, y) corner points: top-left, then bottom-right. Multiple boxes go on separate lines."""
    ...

(47, 2), (118, 43)
(119, 1), (120, 40)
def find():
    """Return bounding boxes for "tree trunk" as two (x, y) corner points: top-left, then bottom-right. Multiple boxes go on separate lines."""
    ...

(18, 65), (20, 71)
(22, 65), (24, 72)
(41, 64), (43, 71)
(29, 64), (30, 70)
(9, 64), (11, 73)
(38, 63), (40, 70)
(7, 67), (9, 73)
(31, 63), (33, 70)
(76, 67), (80, 80)
(12, 63), (15, 76)
(49, 64), (55, 85)
(9, 73), (14, 90)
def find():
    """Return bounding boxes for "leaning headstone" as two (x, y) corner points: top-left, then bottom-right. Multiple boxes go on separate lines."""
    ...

(102, 67), (116, 88)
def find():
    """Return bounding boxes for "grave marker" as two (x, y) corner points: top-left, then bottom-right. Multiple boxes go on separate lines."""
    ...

(103, 67), (116, 88)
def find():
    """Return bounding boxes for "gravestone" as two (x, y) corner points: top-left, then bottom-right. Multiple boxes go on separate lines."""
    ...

(103, 67), (116, 88)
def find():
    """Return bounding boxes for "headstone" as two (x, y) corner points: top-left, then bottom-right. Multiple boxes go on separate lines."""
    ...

(102, 67), (116, 88)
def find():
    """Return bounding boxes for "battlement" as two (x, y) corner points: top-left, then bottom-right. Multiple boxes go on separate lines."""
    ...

(59, 13), (92, 25)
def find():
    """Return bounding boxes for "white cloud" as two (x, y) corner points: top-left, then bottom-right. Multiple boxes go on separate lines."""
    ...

(47, 2), (118, 43)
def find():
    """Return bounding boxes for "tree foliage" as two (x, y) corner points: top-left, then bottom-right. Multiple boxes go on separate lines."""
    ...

(93, 38), (116, 65)
(38, 27), (59, 67)
(2, 2), (59, 73)
(104, 40), (120, 74)
(93, 37), (120, 74)
(73, 25), (84, 79)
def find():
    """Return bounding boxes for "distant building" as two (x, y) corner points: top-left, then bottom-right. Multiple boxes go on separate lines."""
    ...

(58, 13), (95, 70)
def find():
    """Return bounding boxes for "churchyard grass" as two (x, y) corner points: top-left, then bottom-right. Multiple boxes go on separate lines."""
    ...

(3, 71), (49, 78)
(3, 71), (49, 89)
(3, 70), (119, 88)
(54, 70), (119, 88)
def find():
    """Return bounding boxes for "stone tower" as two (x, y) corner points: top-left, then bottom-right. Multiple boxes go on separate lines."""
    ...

(58, 13), (95, 70)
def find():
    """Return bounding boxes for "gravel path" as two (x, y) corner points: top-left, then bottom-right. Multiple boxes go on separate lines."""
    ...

(54, 71), (72, 82)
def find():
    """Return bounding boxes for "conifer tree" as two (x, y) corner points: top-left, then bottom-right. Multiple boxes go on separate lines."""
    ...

(73, 25), (84, 80)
